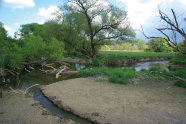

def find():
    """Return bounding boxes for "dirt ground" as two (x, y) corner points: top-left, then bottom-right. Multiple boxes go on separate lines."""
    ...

(41, 78), (186, 124)
(0, 90), (77, 124)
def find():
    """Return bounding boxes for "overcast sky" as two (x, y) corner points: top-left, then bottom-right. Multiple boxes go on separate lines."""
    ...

(0, 0), (186, 41)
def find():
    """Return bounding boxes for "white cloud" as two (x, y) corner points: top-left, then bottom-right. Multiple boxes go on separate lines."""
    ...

(38, 20), (45, 24)
(4, 25), (11, 32)
(38, 6), (62, 21)
(180, 0), (186, 5)
(2, 0), (35, 9)
(115, 0), (176, 29)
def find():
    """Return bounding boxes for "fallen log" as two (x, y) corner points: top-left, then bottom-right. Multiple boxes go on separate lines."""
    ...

(56, 66), (68, 79)
(150, 71), (186, 82)
(61, 71), (78, 74)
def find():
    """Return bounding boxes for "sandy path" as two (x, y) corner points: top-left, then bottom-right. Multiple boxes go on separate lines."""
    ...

(41, 78), (186, 124)
(0, 90), (76, 124)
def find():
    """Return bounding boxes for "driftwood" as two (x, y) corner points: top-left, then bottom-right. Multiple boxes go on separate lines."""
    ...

(24, 84), (40, 95)
(150, 71), (186, 82)
(56, 66), (67, 78)
(40, 64), (70, 78)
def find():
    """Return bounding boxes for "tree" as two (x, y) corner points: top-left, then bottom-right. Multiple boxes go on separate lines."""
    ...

(142, 8), (186, 54)
(62, 0), (135, 57)
(148, 37), (173, 52)
(20, 23), (43, 38)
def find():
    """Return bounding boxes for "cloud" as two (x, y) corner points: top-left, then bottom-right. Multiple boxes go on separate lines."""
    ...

(4, 25), (11, 32)
(115, 0), (177, 29)
(180, 0), (186, 5)
(2, 0), (35, 9)
(38, 20), (45, 24)
(38, 6), (62, 21)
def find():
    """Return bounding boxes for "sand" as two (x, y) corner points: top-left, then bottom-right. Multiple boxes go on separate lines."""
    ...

(41, 78), (186, 124)
(0, 90), (77, 124)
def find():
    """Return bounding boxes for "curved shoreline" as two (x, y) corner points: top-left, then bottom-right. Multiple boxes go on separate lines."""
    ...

(40, 86), (95, 124)
(40, 78), (186, 124)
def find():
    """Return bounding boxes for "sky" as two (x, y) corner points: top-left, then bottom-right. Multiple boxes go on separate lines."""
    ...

(0, 0), (186, 41)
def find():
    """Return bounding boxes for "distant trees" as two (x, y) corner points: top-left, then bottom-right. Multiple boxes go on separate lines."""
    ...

(61, 0), (135, 57)
(100, 38), (147, 51)
(148, 37), (173, 52)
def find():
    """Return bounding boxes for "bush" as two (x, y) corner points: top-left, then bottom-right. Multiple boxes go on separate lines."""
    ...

(78, 67), (136, 84)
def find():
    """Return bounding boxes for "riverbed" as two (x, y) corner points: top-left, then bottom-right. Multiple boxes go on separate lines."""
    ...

(0, 61), (171, 124)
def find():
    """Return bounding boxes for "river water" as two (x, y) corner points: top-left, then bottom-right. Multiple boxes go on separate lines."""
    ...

(0, 61), (169, 124)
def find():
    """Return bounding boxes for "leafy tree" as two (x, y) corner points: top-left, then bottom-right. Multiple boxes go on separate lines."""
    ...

(148, 37), (173, 52)
(20, 23), (43, 37)
(137, 40), (146, 50)
(61, 0), (135, 57)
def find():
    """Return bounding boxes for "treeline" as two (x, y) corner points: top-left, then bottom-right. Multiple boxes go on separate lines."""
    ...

(0, 0), (136, 77)
(100, 37), (182, 52)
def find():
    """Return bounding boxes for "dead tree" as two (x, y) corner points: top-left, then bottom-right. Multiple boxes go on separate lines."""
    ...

(142, 8), (186, 54)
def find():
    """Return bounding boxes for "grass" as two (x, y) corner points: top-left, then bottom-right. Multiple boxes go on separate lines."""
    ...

(139, 67), (186, 88)
(99, 51), (176, 58)
(78, 67), (136, 84)
(169, 54), (186, 65)
(91, 51), (176, 66)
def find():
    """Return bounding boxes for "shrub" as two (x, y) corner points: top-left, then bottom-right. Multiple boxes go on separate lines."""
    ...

(78, 67), (135, 84)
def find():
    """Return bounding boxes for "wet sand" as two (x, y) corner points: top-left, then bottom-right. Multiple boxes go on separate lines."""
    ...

(41, 78), (186, 124)
(0, 90), (77, 124)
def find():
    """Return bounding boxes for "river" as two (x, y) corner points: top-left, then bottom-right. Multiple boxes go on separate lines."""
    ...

(0, 61), (169, 124)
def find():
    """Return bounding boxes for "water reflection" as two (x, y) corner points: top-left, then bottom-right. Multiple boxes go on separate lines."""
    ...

(132, 61), (169, 71)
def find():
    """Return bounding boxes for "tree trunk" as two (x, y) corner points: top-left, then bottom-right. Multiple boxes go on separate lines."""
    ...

(91, 43), (96, 57)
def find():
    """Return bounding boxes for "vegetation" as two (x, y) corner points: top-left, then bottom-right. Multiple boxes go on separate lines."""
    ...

(62, 0), (135, 57)
(143, 8), (186, 54)
(147, 37), (173, 52)
(78, 67), (136, 84)
(138, 67), (186, 88)
(0, 22), (65, 78)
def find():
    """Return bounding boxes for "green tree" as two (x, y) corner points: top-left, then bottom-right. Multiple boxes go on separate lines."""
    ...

(61, 0), (135, 57)
(148, 37), (173, 52)
(137, 40), (146, 50)
(20, 23), (43, 37)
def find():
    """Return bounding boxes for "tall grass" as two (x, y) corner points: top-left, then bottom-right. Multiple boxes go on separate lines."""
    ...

(78, 67), (136, 84)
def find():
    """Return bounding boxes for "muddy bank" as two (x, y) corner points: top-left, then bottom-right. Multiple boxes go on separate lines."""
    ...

(62, 57), (170, 66)
(0, 90), (77, 124)
(99, 57), (170, 66)
(41, 78), (186, 124)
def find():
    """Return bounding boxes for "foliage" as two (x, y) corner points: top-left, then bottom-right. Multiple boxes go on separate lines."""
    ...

(78, 67), (136, 84)
(0, 22), (66, 70)
(139, 67), (186, 88)
(100, 39), (147, 51)
(61, 0), (135, 57)
(20, 23), (43, 37)
(170, 54), (186, 65)
(148, 37), (173, 52)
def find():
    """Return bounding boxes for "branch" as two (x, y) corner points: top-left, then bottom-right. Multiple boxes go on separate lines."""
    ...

(150, 71), (186, 82)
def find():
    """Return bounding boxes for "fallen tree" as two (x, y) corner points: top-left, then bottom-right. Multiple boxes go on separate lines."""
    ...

(150, 71), (186, 82)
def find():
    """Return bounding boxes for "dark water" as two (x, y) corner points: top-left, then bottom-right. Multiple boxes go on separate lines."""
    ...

(0, 61), (169, 124)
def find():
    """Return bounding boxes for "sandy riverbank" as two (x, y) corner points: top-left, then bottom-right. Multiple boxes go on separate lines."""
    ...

(0, 90), (77, 124)
(41, 78), (186, 124)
